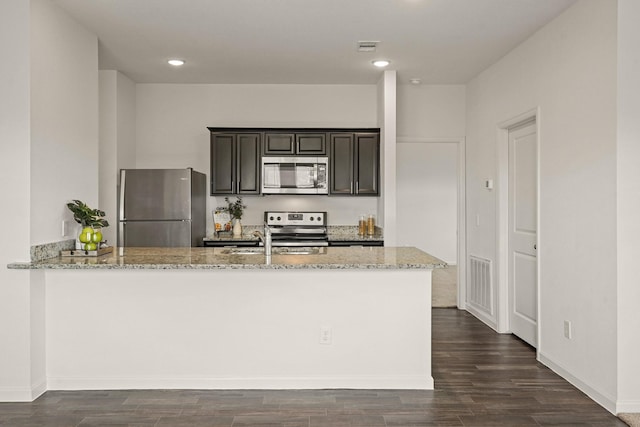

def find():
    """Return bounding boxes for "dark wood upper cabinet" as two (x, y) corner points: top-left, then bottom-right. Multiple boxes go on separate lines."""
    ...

(236, 133), (261, 194)
(330, 132), (379, 196)
(210, 132), (260, 195)
(330, 133), (354, 194)
(210, 133), (235, 194)
(354, 133), (379, 195)
(208, 127), (378, 197)
(296, 134), (326, 155)
(264, 132), (326, 155)
(263, 133), (295, 155)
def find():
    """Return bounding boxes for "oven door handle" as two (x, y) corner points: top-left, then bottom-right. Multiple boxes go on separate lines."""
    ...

(270, 227), (327, 234)
(271, 241), (329, 247)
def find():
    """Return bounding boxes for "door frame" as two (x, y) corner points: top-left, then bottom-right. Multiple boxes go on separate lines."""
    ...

(496, 108), (541, 350)
(397, 136), (467, 308)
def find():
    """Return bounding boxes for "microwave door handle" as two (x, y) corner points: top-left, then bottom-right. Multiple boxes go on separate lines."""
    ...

(313, 165), (318, 188)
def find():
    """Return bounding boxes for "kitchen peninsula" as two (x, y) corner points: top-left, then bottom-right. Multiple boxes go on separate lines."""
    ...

(9, 246), (443, 393)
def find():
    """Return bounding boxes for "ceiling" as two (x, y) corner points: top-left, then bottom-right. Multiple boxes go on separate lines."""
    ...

(52, 0), (577, 85)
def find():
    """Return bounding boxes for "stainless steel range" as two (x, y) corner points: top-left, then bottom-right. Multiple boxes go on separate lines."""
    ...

(264, 211), (328, 247)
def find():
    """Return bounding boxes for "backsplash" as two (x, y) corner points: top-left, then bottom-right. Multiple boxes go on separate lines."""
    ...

(31, 239), (75, 261)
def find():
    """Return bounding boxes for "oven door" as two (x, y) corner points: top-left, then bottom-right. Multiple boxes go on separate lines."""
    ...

(269, 226), (329, 247)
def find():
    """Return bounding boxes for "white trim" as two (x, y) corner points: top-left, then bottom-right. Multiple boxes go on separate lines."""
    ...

(495, 108), (541, 338)
(538, 353), (617, 415)
(465, 304), (498, 331)
(47, 375), (434, 391)
(397, 136), (465, 144)
(616, 400), (640, 415)
(397, 136), (467, 309)
(0, 380), (46, 402)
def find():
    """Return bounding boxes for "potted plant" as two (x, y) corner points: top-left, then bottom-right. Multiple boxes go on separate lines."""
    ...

(66, 199), (109, 250)
(224, 196), (246, 237)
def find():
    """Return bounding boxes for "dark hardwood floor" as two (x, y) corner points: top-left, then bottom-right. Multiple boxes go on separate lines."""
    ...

(0, 309), (625, 426)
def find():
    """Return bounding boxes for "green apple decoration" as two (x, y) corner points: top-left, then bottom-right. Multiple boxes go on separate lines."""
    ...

(66, 200), (109, 250)
(79, 227), (94, 243)
(91, 230), (103, 243)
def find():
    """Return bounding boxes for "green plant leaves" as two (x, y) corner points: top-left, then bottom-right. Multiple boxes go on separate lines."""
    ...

(224, 196), (246, 220)
(66, 199), (110, 228)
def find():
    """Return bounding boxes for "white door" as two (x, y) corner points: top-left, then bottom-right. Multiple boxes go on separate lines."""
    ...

(508, 120), (538, 347)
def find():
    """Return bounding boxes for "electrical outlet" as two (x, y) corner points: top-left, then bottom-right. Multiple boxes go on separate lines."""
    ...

(319, 326), (332, 345)
(62, 220), (69, 237)
(564, 320), (572, 339)
(476, 214), (480, 226)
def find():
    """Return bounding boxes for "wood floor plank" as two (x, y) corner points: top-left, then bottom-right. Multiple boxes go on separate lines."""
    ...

(0, 309), (626, 426)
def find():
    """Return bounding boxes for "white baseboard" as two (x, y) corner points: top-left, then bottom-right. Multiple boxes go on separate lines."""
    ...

(464, 305), (498, 331)
(538, 352), (617, 414)
(47, 375), (434, 391)
(0, 380), (46, 402)
(616, 399), (640, 414)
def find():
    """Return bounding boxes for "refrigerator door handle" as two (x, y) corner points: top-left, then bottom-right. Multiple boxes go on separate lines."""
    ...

(118, 221), (125, 247)
(119, 169), (126, 221)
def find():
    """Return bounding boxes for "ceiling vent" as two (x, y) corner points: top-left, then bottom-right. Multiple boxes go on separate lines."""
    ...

(357, 41), (379, 52)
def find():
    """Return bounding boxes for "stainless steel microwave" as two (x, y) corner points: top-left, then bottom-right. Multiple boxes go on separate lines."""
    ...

(261, 156), (328, 194)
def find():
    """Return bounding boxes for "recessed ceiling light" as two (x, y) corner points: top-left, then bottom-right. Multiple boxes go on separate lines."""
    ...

(372, 60), (390, 68)
(168, 59), (185, 66)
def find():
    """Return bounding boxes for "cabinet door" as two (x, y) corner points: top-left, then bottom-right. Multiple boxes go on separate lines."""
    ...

(329, 133), (354, 195)
(210, 133), (236, 194)
(237, 133), (261, 194)
(355, 133), (379, 195)
(296, 133), (326, 155)
(264, 133), (295, 155)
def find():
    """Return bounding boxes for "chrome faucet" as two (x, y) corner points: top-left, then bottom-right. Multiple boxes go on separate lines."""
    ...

(253, 223), (272, 257)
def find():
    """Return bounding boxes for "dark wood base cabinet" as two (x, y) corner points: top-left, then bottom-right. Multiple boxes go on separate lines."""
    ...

(328, 240), (384, 247)
(203, 240), (259, 247)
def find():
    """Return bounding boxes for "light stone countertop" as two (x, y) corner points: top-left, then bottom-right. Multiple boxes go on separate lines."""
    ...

(8, 246), (444, 270)
(204, 225), (383, 243)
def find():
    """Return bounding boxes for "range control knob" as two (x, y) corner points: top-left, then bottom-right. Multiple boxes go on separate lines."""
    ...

(277, 216), (281, 221)
(269, 216), (274, 221)
(310, 217), (314, 221)
(317, 216), (322, 222)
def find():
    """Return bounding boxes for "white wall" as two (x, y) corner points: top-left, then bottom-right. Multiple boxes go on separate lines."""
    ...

(396, 143), (458, 263)
(0, 0), (35, 402)
(396, 84), (466, 263)
(1, 0), (99, 401)
(135, 84), (380, 229)
(99, 70), (136, 245)
(466, 0), (618, 411)
(45, 269), (432, 390)
(616, 0), (640, 413)
(377, 71), (398, 245)
(397, 85), (466, 138)
(30, 0), (99, 244)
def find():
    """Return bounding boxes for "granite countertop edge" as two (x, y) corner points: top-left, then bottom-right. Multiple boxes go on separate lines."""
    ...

(7, 246), (445, 271)
(7, 262), (444, 270)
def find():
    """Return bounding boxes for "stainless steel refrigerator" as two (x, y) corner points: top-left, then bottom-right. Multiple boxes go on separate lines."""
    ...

(118, 168), (206, 247)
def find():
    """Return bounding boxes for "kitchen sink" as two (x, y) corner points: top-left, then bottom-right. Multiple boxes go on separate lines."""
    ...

(219, 247), (324, 255)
